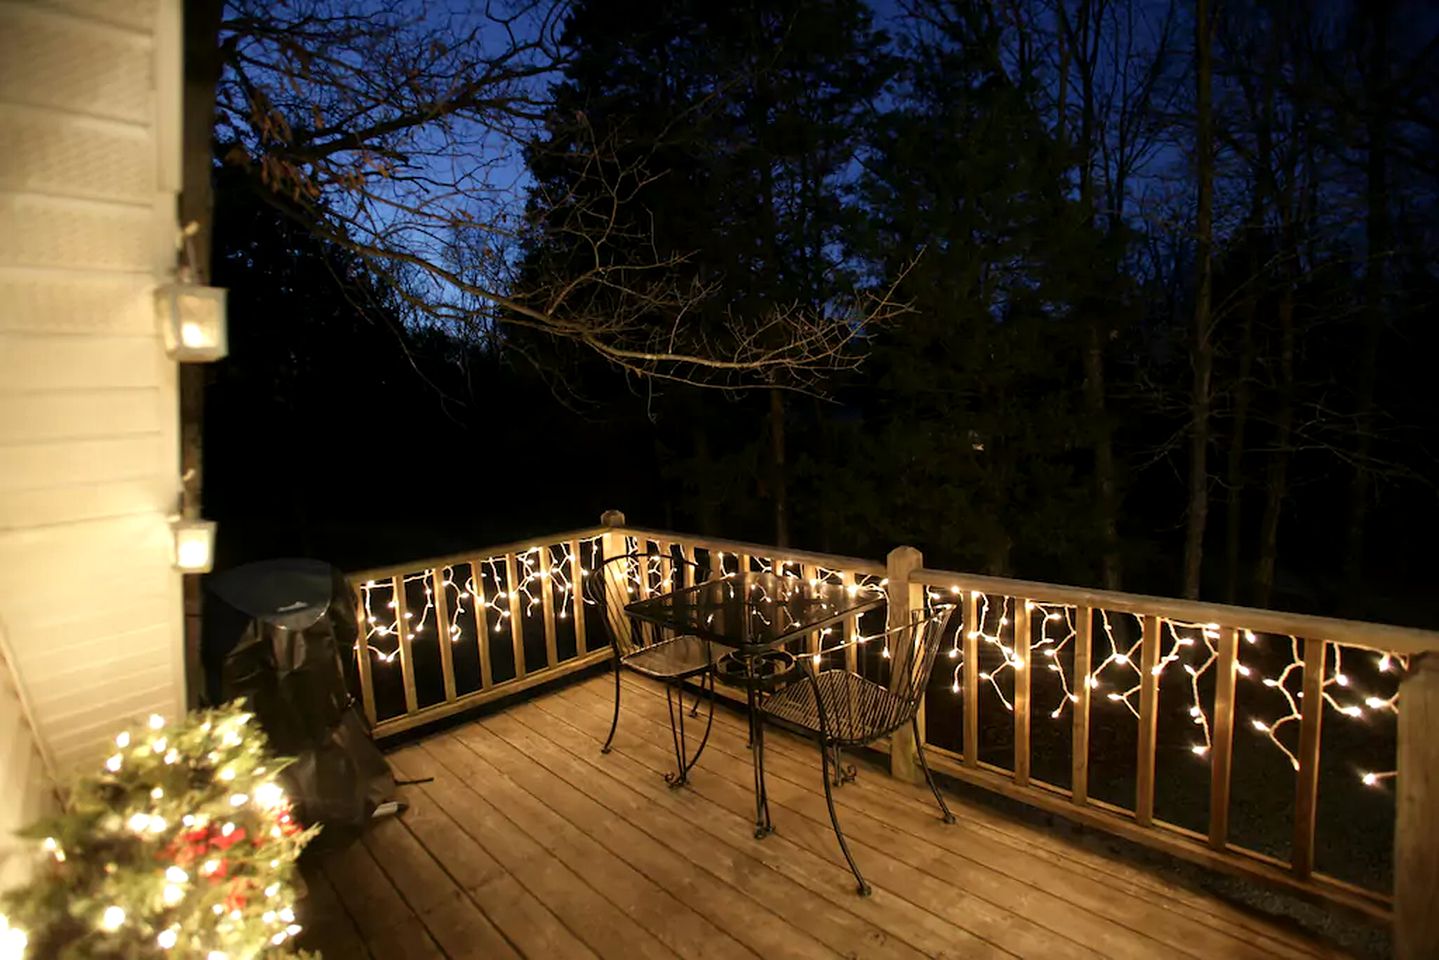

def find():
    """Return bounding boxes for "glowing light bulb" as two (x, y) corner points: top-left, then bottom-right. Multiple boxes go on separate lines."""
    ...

(116, 731), (130, 748)
(158, 928), (178, 949)
(100, 906), (126, 931)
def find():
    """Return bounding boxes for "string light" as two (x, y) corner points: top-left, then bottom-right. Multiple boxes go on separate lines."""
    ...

(924, 586), (1408, 788)
(0, 915), (24, 960)
(358, 536), (604, 663)
(358, 531), (1412, 795)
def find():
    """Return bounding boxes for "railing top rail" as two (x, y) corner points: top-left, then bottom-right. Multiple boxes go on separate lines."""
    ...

(914, 566), (1439, 656)
(347, 525), (610, 584)
(617, 525), (888, 577)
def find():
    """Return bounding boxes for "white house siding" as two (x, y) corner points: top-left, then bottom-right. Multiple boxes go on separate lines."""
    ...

(0, 0), (185, 828)
(0, 628), (50, 889)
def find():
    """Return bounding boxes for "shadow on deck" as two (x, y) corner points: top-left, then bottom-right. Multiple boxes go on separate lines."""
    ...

(296, 673), (1353, 959)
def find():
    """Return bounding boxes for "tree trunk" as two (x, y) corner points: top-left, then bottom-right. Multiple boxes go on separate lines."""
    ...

(769, 387), (789, 547)
(1343, 1), (1392, 613)
(1254, 285), (1294, 608)
(1066, 0), (1121, 590)
(1182, 0), (1215, 600)
(1084, 326), (1122, 588)
(1224, 254), (1258, 604)
(693, 424), (718, 535)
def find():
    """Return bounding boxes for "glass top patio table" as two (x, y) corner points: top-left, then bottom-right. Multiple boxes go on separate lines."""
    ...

(624, 571), (885, 652)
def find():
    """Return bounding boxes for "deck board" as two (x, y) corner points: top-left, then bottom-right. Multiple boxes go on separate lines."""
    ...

(605, 673), (1342, 960)
(300, 674), (1354, 959)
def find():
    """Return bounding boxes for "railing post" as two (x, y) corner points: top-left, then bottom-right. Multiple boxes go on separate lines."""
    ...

(887, 545), (924, 784)
(1292, 637), (1325, 878)
(600, 510), (627, 564)
(1070, 606), (1092, 804)
(1207, 626), (1238, 849)
(1396, 653), (1439, 960)
(963, 590), (980, 768)
(1135, 614), (1160, 825)
(1014, 600), (1032, 786)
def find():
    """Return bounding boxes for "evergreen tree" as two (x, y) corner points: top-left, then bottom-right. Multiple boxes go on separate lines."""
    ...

(850, 2), (1106, 577)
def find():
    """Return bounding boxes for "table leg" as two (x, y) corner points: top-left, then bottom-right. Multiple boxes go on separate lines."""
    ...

(742, 657), (773, 838)
(753, 703), (773, 838)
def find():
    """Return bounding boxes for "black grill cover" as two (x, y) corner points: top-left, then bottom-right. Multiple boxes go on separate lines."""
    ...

(203, 558), (393, 841)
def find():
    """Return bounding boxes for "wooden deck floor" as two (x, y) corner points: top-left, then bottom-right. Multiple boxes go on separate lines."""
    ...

(296, 672), (1354, 959)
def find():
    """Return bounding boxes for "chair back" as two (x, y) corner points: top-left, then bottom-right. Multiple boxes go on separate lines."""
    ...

(586, 551), (702, 659)
(875, 607), (955, 736)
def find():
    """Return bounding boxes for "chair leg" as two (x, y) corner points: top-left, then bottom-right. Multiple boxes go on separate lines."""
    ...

(830, 745), (857, 787)
(681, 672), (716, 779)
(752, 705), (774, 837)
(600, 659), (621, 755)
(664, 680), (689, 787)
(913, 717), (956, 824)
(818, 736), (870, 896)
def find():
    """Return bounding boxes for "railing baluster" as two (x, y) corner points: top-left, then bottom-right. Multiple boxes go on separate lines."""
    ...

(538, 547), (559, 669)
(392, 574), (418, 715)
(353, 583), (377, 726)
(681, 544), (697, 589)
(1292, 637), (1325, 878)
(802, 563), (820, 660)
(842, 570), (858, 674)
(471, 559), (493, 690)
(1071, 605), (1092, 805)
(431, 568), (456, 702)
(504, 553), (526, 680)
(964, 590), (980, 768)
(1014, 599), (1032, 786)
(569, 539), (588, 653)
(1208, 626), (1239, 849)
(1136, 614), (1160, 825)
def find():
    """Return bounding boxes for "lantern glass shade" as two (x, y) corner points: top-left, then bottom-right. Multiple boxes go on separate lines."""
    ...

(157, 283), (227, 362)
(172, 519), (216, 573)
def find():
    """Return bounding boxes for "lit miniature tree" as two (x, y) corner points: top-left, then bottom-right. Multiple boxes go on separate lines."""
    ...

(0, 703), (318, 959)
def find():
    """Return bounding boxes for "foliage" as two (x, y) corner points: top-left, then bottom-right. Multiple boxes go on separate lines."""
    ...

(842, 1), (1116, 577)
(0, 704), (318, 960)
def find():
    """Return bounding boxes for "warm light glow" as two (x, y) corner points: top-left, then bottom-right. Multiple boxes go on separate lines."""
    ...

(100, 906), (126, 931)
(157, 282), (228, 362)
(172, 519), (217, 573)
(0, 913), (26, 960)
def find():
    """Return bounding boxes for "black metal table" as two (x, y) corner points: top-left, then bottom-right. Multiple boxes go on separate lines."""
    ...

(626, 571), (883, 837)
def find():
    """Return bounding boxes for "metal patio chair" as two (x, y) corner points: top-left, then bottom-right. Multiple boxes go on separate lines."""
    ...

(761, 608), (956, 895)
(589, 551), (716, 787)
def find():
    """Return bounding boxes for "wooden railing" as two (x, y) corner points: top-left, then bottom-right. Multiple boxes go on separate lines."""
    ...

(349, 512), (1439, 955)
(347, 526), (613, 737)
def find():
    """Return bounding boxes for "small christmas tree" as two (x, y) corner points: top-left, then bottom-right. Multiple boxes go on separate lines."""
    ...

(1, 702), (319, 959)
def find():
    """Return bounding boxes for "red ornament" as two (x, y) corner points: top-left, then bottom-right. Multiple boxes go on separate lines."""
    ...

(214, 827), (248, 851)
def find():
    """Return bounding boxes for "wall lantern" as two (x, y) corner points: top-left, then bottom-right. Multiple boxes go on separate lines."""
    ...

(171, 518), (217, 573)
(156, 283), (228, 362)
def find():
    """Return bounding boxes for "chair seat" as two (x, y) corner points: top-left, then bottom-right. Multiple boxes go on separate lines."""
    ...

(762, 670), (901, 746)
(621, 634), (712, 679)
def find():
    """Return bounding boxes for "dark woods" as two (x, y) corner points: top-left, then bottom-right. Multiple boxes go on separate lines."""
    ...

(203, 0), (1439, 626)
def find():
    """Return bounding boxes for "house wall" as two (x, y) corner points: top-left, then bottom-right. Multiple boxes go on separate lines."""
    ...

(0, 0), (185, 822)
(0, 628), (51, 889)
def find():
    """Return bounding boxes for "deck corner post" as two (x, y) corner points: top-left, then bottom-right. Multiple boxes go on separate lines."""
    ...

(886, 544), (925, 785)
(1396, 652), (1439, 960)
(599, 509), (628, 567)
